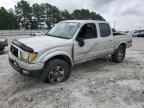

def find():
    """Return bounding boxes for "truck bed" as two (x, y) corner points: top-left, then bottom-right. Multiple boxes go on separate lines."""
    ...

(113, 33), (132, 48)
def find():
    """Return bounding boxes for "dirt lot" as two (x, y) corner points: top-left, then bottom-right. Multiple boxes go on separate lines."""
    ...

(0, 37), (144, 108)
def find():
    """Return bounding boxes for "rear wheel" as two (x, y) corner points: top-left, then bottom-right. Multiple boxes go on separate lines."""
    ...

(41, 59), (71, 84)
(111, 45), (126, 63)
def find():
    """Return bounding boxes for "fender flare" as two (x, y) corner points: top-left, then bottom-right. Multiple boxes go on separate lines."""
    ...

(38, 51), (74, 66)
(115, 41), (127, 49)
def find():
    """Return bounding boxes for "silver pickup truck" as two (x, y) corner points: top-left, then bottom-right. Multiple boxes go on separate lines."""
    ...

(9, 20), (132, 84)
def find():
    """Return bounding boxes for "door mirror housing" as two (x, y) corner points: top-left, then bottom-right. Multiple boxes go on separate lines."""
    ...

(76, 36), (85, 47)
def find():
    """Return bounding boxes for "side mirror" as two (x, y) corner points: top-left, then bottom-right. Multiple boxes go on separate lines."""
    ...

(76, 36), (85, 47)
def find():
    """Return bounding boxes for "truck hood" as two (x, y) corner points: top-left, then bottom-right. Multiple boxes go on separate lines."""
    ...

(18, 35), (71, 52)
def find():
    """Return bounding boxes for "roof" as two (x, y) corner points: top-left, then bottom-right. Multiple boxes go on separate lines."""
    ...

(62, 20), (107, 24)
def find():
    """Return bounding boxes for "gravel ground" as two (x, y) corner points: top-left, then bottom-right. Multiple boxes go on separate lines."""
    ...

(0, 37), (144, 108)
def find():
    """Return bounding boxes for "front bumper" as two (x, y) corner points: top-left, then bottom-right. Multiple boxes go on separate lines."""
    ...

(9, 52), (44, 77)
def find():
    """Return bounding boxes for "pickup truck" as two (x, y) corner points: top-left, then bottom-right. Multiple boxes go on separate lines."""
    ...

(0, 38), (8, 51)
(9, 20), (132, 84)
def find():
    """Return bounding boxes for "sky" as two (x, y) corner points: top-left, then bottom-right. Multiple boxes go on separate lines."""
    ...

(0, 0), (144, 31)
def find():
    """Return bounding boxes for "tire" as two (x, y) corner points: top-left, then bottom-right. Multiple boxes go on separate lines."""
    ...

(40, 59), (71, 84)
(0, 48), (4, 51)
(111, 45), (126, 63)
(0, 47), (4, 51)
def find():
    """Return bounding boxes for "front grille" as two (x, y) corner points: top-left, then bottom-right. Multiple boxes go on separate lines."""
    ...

(10, 45), (18, 58)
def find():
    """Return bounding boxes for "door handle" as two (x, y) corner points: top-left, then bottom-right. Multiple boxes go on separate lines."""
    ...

(109, 40), (113, 42)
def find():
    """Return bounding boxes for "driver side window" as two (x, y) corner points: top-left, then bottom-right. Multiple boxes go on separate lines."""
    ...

(78, 23), (97, 39)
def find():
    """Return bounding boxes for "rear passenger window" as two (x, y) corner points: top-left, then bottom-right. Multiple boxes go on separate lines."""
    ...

(99, 23), (111, 37)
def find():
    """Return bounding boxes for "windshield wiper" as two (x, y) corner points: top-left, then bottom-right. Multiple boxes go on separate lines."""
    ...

(45, 33), (55, 37)
(46, 33), (69, 39)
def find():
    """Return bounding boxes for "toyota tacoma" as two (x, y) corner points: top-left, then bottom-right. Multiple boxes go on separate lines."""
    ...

(9, 20), (132, 84)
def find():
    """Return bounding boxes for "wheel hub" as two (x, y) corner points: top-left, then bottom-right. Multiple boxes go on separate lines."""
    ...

(49, 66), (65, 83)
(117, 49), (124, 60)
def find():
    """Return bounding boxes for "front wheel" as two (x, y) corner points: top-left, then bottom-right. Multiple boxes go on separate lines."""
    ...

(111, 45), (126, 63)
(0, 47), (4, 51)
(41, 59), (71, 84)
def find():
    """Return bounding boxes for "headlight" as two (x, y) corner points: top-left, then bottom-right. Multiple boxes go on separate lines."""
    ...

(29, 53), (37, 62)
(20, 51), (37, 63)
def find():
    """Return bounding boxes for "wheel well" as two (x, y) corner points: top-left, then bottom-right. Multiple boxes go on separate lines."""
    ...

(120, 43), (126, 49)
(45, 55), (72, 68)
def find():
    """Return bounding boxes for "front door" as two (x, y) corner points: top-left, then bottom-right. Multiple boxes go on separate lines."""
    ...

(73, 23), (100, 64)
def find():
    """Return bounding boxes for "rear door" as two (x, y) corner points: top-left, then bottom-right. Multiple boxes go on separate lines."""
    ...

(98, 23), (114, 55)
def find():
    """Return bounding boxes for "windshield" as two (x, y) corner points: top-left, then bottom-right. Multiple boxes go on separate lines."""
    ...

(47, 22), (79, 39)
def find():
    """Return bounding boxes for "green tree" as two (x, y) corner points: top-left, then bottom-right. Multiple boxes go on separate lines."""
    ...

(8, 8), (18, 29)
(31, 3), (42, 29)
(13, 1), (105, 30)
(72, 9), (105, 20)
(40, 3), (62, 28)
(15, 0), (32, 29)
(32, 3), (43, 18)
(61, 10), (72, 20)
(0, 7), (8, 29)
(1, 1), (105, 30)
(0, 7), (18, 30)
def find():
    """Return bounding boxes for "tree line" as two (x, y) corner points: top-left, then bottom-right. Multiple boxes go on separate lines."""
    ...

(0, 0), (105, 30)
